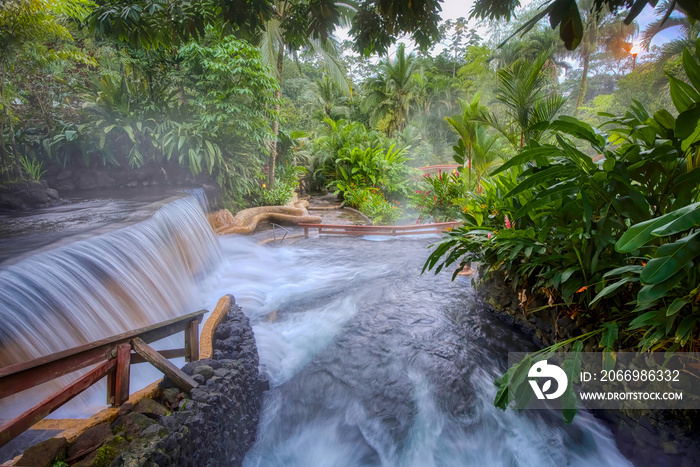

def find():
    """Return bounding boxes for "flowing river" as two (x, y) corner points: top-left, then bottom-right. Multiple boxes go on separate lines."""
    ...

(0, 191), (634, 465)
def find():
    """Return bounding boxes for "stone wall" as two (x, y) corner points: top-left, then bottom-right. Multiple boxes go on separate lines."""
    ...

(15, 295), (267, 467)
(476, 271), (700, 467)
(111, 295), (268, 467)
(45, 163), (208, 193)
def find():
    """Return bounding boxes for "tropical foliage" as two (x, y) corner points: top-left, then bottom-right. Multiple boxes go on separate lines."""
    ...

(424, 44), (700, 422)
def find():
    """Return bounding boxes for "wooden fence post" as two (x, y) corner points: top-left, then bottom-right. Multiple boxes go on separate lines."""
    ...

(184, 319), (199, 362)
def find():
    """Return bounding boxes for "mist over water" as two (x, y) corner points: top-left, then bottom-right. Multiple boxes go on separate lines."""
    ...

(0, 196), (632, 465)
(201, 235), (631, 467)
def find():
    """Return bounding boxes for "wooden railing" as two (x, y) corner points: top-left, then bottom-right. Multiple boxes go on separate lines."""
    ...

(299, 221), (461, 236)
(0, 309), (206, 449)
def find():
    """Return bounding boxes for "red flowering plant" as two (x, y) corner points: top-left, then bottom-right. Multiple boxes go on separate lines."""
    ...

(410, 170), (464, 223)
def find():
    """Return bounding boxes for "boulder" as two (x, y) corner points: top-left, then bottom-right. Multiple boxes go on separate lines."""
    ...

(16, 437), (68, 467)
(78, 172), (97, 190)
(66, 423), (112, 458)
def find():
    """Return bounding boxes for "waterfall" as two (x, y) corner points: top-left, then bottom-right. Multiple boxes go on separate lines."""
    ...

(0, 191), (221, 369)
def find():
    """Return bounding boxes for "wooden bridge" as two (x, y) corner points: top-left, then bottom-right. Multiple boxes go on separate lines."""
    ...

(0, 310), (206, 450)
(299, 221), (460, 236)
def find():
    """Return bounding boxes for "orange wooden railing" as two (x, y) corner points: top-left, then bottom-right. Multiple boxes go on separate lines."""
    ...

(299, 221), (460, 236)
(0, 310), (206, 449)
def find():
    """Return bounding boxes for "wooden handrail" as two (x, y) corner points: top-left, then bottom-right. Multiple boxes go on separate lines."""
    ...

(299, 222), (460, 236)
(0, 309), (205, 398)
(0, 309), (207, 449)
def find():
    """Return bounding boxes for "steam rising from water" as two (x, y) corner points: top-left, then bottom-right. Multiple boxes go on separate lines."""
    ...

(0, 196), (633, 466)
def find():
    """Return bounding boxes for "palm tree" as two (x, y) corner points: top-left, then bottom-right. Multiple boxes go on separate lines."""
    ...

(569, 2), (637, 111)
(364, 43), (420, 137)
(259, 0), (353, 187)
(444, 94), (488, 187)
(304, 75), (351, 119)
(641, 2), (699, 62)
(471, 126), (503, 193)
(495, 52), (566, 148)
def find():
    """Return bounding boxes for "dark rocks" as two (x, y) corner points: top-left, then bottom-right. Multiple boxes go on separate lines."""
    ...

(78, 172), (97, 190)
(111, 413), (158, 439)
(16, 437), (68, 467)
(133, 398), (170, 417)
(0, 180), (61, 211)
(67, 423), (112, 458)
(108, 295), (265, 467)
(45, 163), (210, 194)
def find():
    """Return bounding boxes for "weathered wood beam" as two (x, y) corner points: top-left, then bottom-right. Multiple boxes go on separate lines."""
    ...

(184, 319), (200, 362)
(0, 359), (116, 449)
(131, 338), (198, 393)
(0, 309), (206, 399)
(130, 348), (187, 364)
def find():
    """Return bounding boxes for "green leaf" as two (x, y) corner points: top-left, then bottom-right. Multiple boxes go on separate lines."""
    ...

(602, 347), (616, 372)
(600, 322), (619, 348)
(637, 269), (687, 306)
(676, 316), (698, 346)
(514, 182), (579, 218)
(590, 277), (637, 306)
(640, 231), (700, 285)
(651, 205), (700, 237)
(667, 298), (690, 317)
(491, 146), (558, 176)
(669, 75), (700, 113)
(561, 340), (583, 424)
(674, 105), (700, 140)
(548, 116), (606, 149)
(629, 309), (665, 330)
(603, 265), (643, 278)
(615, 202), (700, 253)
(682, 49), (700, 91)
(505, 165), (576, 197)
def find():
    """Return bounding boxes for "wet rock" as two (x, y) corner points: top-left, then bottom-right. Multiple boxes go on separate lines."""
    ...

(193, 364), (214, 380)
(54, 180), (76, 192)
(67, 423), (112, 458)
(78, 172), (97, 190)
(96, 172), (115, 188)
(111, 412), (157, 439)
(161, 388), (182, 407)
(133, 398), (169, 417)
(0, 181), (54, 210)
(56, 170), (72, 181)
(17, 437), (67, 467)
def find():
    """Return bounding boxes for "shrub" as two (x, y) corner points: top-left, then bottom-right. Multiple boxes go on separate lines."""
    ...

(411, 170), (464, 223)
(342, 186), (400, 225)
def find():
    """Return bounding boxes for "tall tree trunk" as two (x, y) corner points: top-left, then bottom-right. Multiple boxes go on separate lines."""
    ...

(268, 46), (284, 189)
(574, 49), (591, 114)
(0, 73), (8, 180)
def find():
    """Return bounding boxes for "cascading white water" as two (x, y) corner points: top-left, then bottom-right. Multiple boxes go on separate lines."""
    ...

(0, 191), (221, 417)
(0, 199), (648, 465)
(196, 236), (635, 467)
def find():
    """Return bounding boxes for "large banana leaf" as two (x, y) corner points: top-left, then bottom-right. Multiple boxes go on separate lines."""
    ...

(615, 202), (700, 253)
(640, 231), (700, 285)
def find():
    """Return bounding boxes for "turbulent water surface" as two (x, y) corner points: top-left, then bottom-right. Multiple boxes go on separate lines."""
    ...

(0, 193), (633, 465)
(201, 235), (631, 467)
